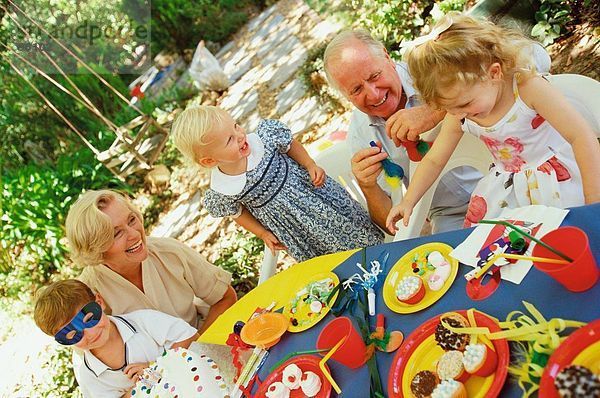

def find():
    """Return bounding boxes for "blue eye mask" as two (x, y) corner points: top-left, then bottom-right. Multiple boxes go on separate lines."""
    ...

(54, 301), (102, 345)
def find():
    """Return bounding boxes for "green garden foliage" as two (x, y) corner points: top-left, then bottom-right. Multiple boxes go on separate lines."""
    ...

(436, 0), (467, 14)
(298, 44), (344, 112)
(0, 147), (129, 297)
(532, 0), (572, 45)
(343, 0), (431, 56)
(124, 0), (263, 54)
(213, 232), (264, 296)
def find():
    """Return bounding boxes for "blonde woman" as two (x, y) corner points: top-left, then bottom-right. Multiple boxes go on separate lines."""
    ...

(66, 189), (237, 333)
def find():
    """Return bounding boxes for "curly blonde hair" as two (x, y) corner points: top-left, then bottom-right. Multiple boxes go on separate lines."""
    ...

(65, 190), (143, 267)
(171, 106), (230, 164)
(406, 13), (537, 108)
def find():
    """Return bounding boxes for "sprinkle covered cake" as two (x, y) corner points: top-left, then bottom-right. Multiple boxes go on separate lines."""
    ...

(130, 347), (229, 397)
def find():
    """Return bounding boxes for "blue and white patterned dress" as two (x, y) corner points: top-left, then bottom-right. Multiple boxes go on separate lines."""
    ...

(203, 119), (384, 262)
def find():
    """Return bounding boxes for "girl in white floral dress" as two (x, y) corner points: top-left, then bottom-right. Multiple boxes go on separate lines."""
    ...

(386, 14), (600, 233)
(172, 106), (383, 262)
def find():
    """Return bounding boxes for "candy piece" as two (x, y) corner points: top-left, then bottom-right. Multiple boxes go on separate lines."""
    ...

(309, 300), (323, 314)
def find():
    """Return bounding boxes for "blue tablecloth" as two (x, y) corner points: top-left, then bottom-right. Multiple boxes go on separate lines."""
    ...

(256, 204), (600, 397)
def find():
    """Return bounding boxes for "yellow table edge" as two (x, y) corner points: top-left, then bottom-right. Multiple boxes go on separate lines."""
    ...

(198, 249), (358, 345)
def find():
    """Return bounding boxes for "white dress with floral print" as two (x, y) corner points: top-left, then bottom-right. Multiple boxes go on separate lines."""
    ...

(462, 76), (584, 227)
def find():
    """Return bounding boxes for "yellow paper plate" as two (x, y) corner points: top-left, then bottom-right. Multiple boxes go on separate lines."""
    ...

(282, 272), (340, 333)
(383, 242), (458, 313)
(572, 340), (600, 373)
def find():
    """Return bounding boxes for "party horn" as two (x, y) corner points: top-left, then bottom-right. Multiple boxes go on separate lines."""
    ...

(478, 220), (574, 262)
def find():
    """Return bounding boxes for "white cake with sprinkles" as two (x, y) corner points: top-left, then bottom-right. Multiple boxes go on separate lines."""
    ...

(131, 347), (229, 397)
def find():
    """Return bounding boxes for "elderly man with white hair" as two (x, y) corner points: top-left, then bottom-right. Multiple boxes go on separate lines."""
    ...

(323, 29), (551, 234)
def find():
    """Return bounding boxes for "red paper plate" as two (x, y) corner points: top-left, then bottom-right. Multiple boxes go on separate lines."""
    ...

(254, 355), (332, 398)
(388, 310), (509, 398)
(539, 319), (600, 398)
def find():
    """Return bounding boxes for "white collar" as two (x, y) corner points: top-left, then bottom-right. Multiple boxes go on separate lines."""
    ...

(209, 133), (264, 195)
(82, 315), (136, 376)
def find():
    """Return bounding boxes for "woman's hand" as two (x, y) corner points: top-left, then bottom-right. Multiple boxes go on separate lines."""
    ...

(306, 163), (326, 187)
(123, 362), (149, 381)
(260, 230), (287, 255)
(386, 201), (414, 234)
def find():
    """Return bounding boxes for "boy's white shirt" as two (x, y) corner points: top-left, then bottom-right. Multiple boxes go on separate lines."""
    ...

(72, 309), (197, 398)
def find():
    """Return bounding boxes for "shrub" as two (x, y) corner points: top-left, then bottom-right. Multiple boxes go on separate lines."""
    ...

(532, 0), (572, 45)
(343, 0), (431, 57)
(0, 147), (129, 298)
(298, 44), (345, 113)
(124, 0), (263, 54)
(213, 232), (264, 297)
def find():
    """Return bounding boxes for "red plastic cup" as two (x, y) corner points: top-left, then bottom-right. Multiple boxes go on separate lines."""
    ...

(532, 226), (599, 292)
(316, 316), (367, 369)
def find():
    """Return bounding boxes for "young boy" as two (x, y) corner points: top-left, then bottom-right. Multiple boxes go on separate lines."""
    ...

(34, 279), (200, 398)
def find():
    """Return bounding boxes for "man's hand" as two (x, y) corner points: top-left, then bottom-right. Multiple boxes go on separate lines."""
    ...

(123, 362), (149, 381)
(260, 230), (287, 255)
(306, 163), (326, 187)
(385, 105), (441, 146)
(351, 145), (388, 188)
(386, 200), (414, 234)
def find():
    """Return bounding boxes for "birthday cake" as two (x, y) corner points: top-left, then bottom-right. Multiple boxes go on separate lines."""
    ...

(130, 347), (229, 397)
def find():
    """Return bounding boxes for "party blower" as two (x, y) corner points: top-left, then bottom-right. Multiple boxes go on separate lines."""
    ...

(369, 141), (404, 188)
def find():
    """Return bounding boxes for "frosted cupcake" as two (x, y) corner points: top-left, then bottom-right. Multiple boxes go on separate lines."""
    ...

(431, 379), (467, 398)
(281, 363), (302, 390)
(437, 350), (469, 383)
(396, 275), (425, 304)
(435, 314), (471, 352)
(554, 365), (600, 398)
(463, 343), (498, 377)
(299, 371), (322, 397)
(410, 370), (440, 398)
(266, 381), (291, 398)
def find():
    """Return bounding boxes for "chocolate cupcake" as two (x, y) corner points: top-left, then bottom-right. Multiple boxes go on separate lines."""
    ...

(435, 314), (471, 352)
(554, 365), (600, 398)
(410, 370), (440, 398)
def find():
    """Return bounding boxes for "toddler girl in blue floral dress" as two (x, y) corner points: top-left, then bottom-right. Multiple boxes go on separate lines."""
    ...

(172, 106), (383, 262)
